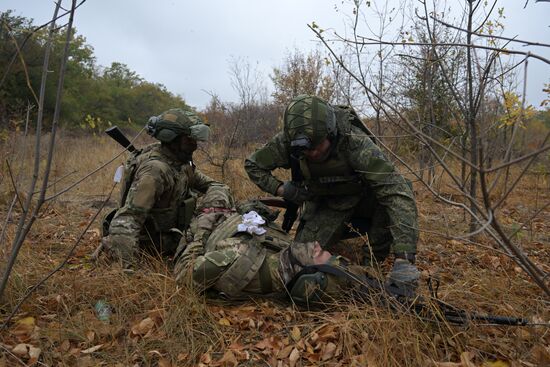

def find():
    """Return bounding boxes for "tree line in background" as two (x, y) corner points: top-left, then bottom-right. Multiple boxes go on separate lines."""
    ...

(2, 7), (548, 151)
(0, 10), (189, 133)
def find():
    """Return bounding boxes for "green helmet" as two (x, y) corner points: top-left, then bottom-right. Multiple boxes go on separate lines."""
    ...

(146, 108), (210, 143)
(283, 95), (336, 151)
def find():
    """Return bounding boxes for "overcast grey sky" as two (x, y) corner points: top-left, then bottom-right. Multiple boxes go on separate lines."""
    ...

(2, 1), (549, 110)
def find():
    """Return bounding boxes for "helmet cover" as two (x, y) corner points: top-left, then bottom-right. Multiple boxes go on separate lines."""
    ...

(283, 95), (336, 151)
(146, 108), (210, 143)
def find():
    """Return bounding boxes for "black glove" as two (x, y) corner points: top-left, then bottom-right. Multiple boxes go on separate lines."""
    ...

(387, 258), (420, 297)
(281, 181), (310, 205)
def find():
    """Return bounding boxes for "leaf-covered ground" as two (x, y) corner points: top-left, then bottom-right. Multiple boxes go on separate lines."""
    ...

(1, 135), (549, 366)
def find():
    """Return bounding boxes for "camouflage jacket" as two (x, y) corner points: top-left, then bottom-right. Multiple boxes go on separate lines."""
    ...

(174, 210), (363, 301)
(244, 108), (418, 254)
(106, 143), (224, 266)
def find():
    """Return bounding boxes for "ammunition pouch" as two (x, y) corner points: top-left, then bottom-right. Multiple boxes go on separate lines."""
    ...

(101, 208), (118, 237)
(215, 242), (267, 296)
(178, 195), (197, 230)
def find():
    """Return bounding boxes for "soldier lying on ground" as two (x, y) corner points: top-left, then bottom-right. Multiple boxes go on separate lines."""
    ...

(174, 197), (419, 303)
(101, 108), (232, 269)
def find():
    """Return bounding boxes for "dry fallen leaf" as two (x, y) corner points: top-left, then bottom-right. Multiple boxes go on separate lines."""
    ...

(81, 344), (103, 354)
(86, 330), (95, 342)
(59, 339), (71, 352)
(158, 357), (172, 367)
(218, 317), (231, 326)
(289, 348), (300, 367)
(131, 317), (155, 335)
(12, 344), (30, 358)
(12, 317), (36, 340)
(16, 317), (35, 328)
(277, 345), (293, 359)
(290, 326), (301, 342)
(28, 346), (41, 360)
(216, 350), (238, 367)
(321, 342), (337, 361)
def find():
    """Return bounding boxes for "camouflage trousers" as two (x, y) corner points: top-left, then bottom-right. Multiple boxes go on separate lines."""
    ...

(295, 195), (392, 265)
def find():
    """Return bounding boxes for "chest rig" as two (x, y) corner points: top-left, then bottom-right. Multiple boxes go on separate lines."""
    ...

(206, 212), (292, 297)
(297, 107), (372, 197)
(123, 144), (198, 235)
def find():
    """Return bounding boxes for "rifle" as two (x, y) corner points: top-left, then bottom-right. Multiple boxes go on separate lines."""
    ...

(291, 264), (529, 326)
(282, 154), (304, 233)
(259, 197), (287, 208)
(105, 126), (137, 152)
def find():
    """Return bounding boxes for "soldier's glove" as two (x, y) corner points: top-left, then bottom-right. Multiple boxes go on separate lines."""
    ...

(101, 235), (136, 271)
(387, 258), (420, 297)
(281, 181), (310, 205)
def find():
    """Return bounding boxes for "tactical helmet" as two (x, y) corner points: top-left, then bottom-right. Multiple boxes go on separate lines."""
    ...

(146, 108), (210, 143)
(283, 95), (336, 152)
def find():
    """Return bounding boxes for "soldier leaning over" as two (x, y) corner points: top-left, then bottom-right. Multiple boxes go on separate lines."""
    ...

(244, 95), (420, 294)
(102, 108), (232, 269)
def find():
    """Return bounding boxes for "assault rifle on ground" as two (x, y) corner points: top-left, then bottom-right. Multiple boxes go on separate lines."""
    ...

(301, 264), (530, 326)
(290, 263), (531, 326)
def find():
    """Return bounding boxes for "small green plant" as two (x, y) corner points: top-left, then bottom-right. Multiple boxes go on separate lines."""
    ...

(80, 114), (112, 135)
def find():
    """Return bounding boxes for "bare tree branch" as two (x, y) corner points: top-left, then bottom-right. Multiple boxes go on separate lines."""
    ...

(429, 14), (550, 47)
(334, 35), (550, 65)
(0, 1), (65, 301)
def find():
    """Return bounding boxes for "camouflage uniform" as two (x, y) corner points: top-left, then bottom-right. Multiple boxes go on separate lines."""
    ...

(244, 97), (419, 264)
(174, 200), (365, 303)
(103, 108), (231, 268)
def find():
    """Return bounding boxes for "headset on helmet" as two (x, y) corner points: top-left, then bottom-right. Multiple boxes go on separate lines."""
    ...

(146, 108), (210, 143)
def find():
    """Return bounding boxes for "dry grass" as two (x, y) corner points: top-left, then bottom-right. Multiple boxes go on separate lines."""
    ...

(0, 130), (549, 366)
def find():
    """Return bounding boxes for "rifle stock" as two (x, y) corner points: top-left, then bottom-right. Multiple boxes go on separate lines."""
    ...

(282, 154), (304, 233)
(105, 126), (137, 152)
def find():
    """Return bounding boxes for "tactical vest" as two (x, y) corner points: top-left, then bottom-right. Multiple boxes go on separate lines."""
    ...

(298, 107), (372, 197)
(121, 144), (197, 234)
(205, 212), (292, 297)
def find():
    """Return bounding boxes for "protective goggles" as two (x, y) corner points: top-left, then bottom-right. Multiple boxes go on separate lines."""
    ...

(188, 123), (210, 142)
(146, 115), (210, 142)
(290, 134), (312, 149)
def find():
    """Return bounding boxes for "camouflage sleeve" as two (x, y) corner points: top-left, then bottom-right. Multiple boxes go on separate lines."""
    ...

(106, 161), (170, 266)
(346, 132), (419, 254)
(174, 239), (206, 285)
(244, 132), (291, 195)
(192, 169), (223, 194)
(174, 212), (234, 289)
